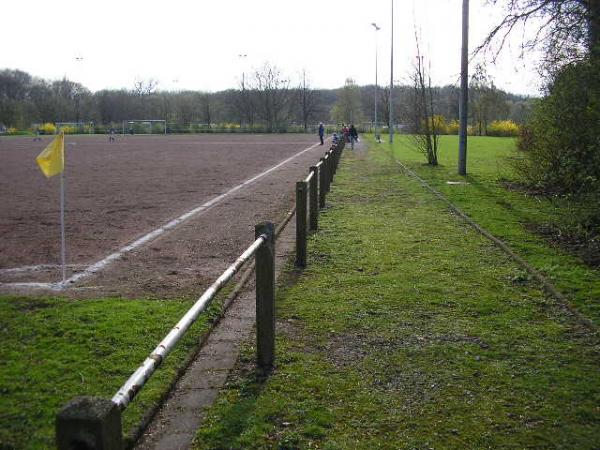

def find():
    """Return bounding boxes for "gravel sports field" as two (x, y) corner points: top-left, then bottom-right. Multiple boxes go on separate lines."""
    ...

(0, 133), (327, 298)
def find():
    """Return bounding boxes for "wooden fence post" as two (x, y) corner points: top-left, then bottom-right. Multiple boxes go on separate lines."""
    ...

(319, 158), (327, 209)
(255, 222), (275, 372)
(309, 166), (319, 231)
(324, 154), (331, 193)
(335, 145), (342, 169)
(327, 151), (334, 186)
(332, 146), (338, 175)
(295, 181), (308, 267)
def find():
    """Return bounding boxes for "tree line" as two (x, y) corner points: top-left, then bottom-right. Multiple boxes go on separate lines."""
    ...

(0, 63), (532, 134)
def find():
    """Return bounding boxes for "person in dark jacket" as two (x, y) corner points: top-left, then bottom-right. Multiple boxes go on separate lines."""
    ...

(318, 122), (325, 145)
(349, 124), (358, 149)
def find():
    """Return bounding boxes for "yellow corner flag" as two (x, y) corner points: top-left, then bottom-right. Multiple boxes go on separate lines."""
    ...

(36, 132), (64, 178)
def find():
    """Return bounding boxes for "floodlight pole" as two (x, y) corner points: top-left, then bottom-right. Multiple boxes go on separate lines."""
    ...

(371, 23), (381, 143)
(389, 0), (394, 144)
(458, 0), (470, 176)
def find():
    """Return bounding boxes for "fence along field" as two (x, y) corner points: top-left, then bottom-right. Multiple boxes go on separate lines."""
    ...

(0, 133), (320, 289)
(54, 137), (345, 449)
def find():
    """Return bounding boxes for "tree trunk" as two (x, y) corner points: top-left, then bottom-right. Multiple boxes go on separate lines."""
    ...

(589, 0), (600, 55)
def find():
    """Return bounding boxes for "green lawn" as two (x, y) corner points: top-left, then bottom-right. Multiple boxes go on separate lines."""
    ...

(386, 135), (600, 327)
(0, 296), (223, 449)
(195, 139), (600, 449)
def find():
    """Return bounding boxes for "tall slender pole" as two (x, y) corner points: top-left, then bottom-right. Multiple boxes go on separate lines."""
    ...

(375, 45), (381, 142)
(372, 23), (381, 143)
(389, 0), (394, 144)
(60, 171), (66, 283)
(458, 0), (470, 175)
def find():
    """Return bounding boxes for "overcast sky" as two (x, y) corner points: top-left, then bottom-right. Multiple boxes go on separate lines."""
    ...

(2, 0), (542, 95)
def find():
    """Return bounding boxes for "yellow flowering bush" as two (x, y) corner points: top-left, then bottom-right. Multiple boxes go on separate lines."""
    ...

(446, 120), (460, 135)
(60, 126), (77, 134)
(487, 120), (520, 137)
(40, 122), (57, 134)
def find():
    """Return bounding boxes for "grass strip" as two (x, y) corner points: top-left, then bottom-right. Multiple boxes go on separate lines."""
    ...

(388, 135), (600, 327)
(195, 141), (600, 449)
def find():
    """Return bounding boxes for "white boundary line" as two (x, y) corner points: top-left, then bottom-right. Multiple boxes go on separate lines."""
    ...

(0, 264), (84, 275)
(1, 140), (325, 291)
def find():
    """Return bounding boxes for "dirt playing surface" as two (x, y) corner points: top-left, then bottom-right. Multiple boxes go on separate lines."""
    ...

(0, 134), (328, 298)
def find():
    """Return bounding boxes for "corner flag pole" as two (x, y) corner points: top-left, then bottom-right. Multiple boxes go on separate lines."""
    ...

(60, 170), (66, 284)
(35, 131), (67, 284)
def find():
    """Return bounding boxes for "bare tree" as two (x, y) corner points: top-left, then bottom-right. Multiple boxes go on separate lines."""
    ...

(330, 78), (363, 124)
(238, 76), (256, 127)
(378, 86), (390, 128)
(478, 0), (600, 71)
(203, 94), (212, 128)
(470, 65), (510, 135)
(133, 78), (159, 96)
(161, 93), (171, 124)
(252, 63), (292, 132)
(410, 34), (440, 166)
(297, 70), (320, 131)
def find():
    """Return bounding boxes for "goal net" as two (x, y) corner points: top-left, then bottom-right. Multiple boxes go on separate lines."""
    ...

(122, 120), (167, 135)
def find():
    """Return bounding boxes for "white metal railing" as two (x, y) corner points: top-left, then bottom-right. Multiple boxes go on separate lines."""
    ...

(56, 223), (276, 450)
(112, 234), (268, 409)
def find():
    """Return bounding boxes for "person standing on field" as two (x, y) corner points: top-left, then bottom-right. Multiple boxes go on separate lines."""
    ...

(342, 124), (350, 143)
(349, 124), (358, 149)
(318, 122), (325, 145)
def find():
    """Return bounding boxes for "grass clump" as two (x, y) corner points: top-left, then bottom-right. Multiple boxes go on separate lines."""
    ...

(194, 141), (600, 449)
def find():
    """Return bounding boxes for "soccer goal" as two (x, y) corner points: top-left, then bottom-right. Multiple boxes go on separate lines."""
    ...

(122, 120), (167, 135)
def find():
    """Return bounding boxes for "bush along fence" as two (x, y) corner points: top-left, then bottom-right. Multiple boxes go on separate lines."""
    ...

(55, 137), (345, 450)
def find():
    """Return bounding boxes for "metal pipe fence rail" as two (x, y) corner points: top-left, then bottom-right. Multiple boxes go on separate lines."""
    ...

(56, 223), (276, 450)
(55, 136), (345, 450)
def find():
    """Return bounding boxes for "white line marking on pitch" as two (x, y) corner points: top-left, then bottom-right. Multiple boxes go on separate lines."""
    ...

(2, 140), (326, 291)
(0, 264), (85, 275)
